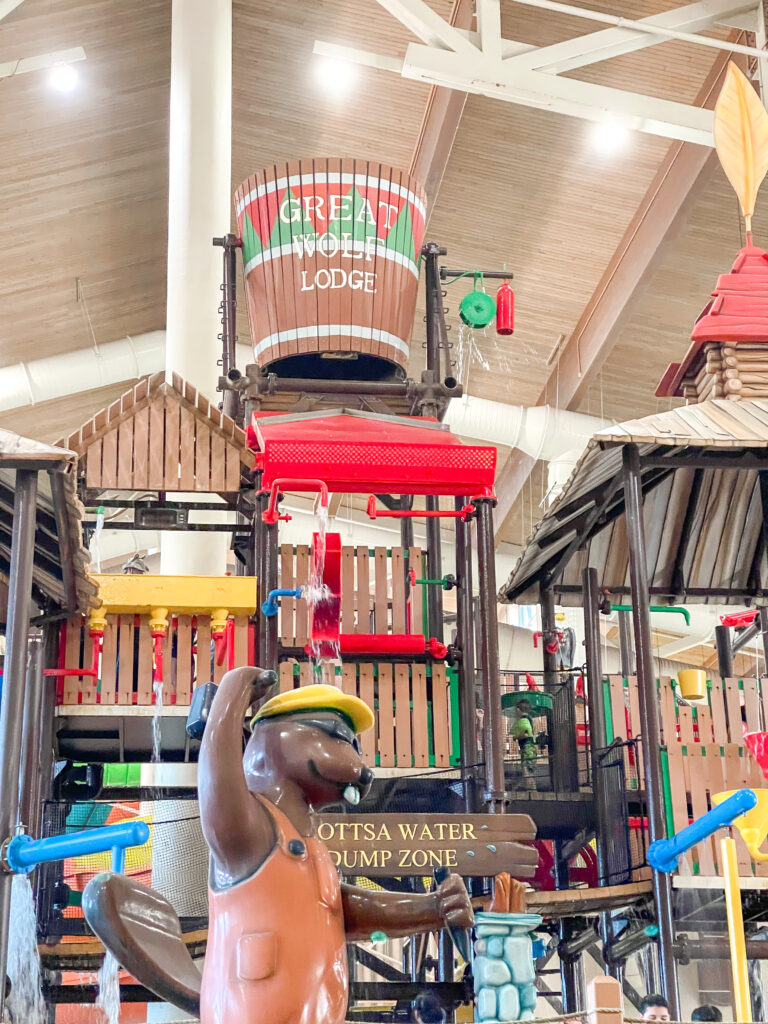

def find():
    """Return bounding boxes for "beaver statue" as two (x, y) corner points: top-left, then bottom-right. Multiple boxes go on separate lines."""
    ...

(83, 667), (474, 1024)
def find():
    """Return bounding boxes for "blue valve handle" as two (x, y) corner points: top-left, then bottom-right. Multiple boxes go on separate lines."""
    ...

(262, 588), (303, 618)
(648, 788), (757, 873)
(5, 821), (150, 875)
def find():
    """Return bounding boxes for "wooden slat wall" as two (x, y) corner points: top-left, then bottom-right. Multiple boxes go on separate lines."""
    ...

(622, 675), (768, 877)
(58, 613), (253, 706)
(277, 543), (415, 644)
(82, 391), (245, 493)
(273, 661), (454, 769)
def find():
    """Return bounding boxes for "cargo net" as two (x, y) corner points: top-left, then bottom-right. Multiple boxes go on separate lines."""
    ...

(38, 798), (208, 944)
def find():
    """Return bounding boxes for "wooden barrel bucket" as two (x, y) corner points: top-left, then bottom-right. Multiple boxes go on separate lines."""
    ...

(234, 160), (426, 380)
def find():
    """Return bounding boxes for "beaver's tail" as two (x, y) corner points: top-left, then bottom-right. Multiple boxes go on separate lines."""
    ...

(83, 872), (201, 1017)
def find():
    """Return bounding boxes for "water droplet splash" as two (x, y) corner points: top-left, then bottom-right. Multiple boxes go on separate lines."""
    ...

(343, 784), (360, 806)
(306, 500), (342, 687)
(152, 672), (163, 763)
(7, 874), (46, 1024)
(96, 951), (121, 1024)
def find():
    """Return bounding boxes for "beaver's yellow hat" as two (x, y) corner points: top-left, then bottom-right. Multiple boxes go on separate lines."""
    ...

(251, 683), (374, 734)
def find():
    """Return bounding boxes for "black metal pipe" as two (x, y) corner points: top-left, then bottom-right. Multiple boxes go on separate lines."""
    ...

(455, 496), (477, 809)
(423, 242), (447, 380)
(475, 499), (506, 814)
(553, 841), (581, 1012)
(583, 568), (620, 979)
(618, 609), (634, 676)
(214, 233), (241, 422)
(541, 587), (578, 792)
(440, 269), (514, 281)
(606, 927), (654, 963)
(622, 444), (679, 1017)
(558, 925), (598, 959)
(426, 497), (444, 643)
(733, 619), (761, 654)
(761, 608), (768, 681)
(93, 499), (251, 513)
(0, 469), (38, 1019)
(254, 487), (268, 665)
(83, 521), (252, 533)
(263, 518), (279, 672)
(715, 624), (735, 678)
(19, 631), (44, 835)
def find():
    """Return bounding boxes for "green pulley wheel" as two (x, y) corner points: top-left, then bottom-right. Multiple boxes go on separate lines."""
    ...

(459, 288), (496, 329)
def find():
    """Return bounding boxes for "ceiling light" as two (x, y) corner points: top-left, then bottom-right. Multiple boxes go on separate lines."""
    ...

(314, 56), (356, 98)
(591, 119), (630, 156)
(49, 64), (78, 93)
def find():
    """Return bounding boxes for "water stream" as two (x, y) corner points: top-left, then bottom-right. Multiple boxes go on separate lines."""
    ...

(96, 951), (121, 1024)
(304, 502), (341, 687)
(7, 874), (46, 1024)
(151, 673), (163, 763)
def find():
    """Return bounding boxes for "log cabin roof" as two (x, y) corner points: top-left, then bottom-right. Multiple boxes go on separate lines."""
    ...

(500, 399), (768, 606)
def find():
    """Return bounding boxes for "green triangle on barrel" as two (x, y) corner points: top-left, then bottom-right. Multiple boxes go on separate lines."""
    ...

(241, 211), (263, 265)
(277, 186), (315, 251)
(385, 201), (415, 263)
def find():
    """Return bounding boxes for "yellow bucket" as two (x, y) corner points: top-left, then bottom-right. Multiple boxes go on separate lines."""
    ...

(678, 669), (706, 702)
(712, 790), (768, 862)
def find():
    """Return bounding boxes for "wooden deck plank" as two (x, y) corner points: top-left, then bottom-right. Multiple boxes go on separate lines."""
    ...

(175, 614), (193, 705)
(378, 664), (395, 768)
(359, 664), (376, 765)
(411, 664), (429, 768)
(394, 664), (412, 768)
(431, 664), (451, 767)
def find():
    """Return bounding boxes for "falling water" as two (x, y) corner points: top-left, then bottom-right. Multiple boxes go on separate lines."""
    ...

(96, 951), (121, 1024)
(305, 501), (341, 687)
(151, 674), (163, 763)
(7, 875), (46, 1024)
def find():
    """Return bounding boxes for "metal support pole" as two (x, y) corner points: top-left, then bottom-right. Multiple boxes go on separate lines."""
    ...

(426, 497), (444, 643)
(456, 496), (477, 809)
(715, 624), (735, 679)
(622, 444), (679, 1017)
(618, 610), (634, 676)
(0, 469), (38, 1019)
(583, 568), (621, 979)
(423, 242), (448, 382)
(438, 929), (455, 1022)
(214, 232), (241, 422)
(554, 841), (582, 1012)
(475, 499), (507, 813)
(254, 487), (268, 666)
(759, 607), (768, 679)
(19, 631), (44, 836)
(263, 517), (279, 672)
(541, 586), (578, 792)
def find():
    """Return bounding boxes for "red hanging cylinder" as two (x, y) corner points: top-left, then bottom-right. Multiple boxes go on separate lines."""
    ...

(496, 281), (514, 335)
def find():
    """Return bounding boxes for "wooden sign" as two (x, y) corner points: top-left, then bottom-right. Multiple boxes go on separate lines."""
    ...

(234, 160), (426, 375)
(313, 813), (538, 877)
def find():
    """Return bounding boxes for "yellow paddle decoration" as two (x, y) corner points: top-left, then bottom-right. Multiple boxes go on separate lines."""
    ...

(714, 62), (768, 238)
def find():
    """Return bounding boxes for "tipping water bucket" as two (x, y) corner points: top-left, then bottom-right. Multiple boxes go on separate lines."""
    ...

(678, 669), (706, 702)
(712, 789), (768, 861)
(234, 160), (426, 380)
(745, 731), (768, 781)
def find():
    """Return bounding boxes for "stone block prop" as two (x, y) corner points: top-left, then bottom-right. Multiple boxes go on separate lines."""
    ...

(474, 911), (542, 1022)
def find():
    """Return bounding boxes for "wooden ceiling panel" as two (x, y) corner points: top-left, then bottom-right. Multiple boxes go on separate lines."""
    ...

(0, 0), (171, 369)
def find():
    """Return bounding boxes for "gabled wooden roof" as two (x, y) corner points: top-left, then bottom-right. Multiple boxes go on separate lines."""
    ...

(57, 373), (252, 494)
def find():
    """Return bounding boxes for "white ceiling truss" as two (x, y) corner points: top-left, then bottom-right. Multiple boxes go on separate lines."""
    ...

(314, 0), (765, 146)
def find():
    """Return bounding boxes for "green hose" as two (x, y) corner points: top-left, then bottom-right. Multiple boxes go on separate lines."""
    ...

(611, 604), (690, 627)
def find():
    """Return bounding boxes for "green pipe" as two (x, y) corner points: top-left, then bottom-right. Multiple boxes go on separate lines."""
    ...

(611, 604), (690, 627)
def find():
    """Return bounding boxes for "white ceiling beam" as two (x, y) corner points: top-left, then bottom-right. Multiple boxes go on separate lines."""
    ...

(506, 0), (764, 64)
(373, 0), (479, 54)
(504, 0), (758, 74)
(313, 40), (403, 73)
(477, 0), (502, 62)
(0, 0), (24, 23)
(0, 46), (87, 80)
(402, 43), (715, 145)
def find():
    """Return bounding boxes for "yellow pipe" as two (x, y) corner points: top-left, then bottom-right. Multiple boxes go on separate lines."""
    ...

(720, 836), (752, 1023)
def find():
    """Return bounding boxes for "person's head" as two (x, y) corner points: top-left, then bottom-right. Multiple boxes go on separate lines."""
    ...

(514, 700), (532, 718)
(691, 1006), (722, 1022)
(640, 995), (670, 1021)
(413, 993), (447, 1024)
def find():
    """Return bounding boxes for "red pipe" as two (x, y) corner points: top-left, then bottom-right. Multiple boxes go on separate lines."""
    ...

(45, 630), (102, 679)
(309, 634), (448, 660)
(262, 478), (329, 524)
(226, 617), (235, 672)
(367, 496), (474, 521)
